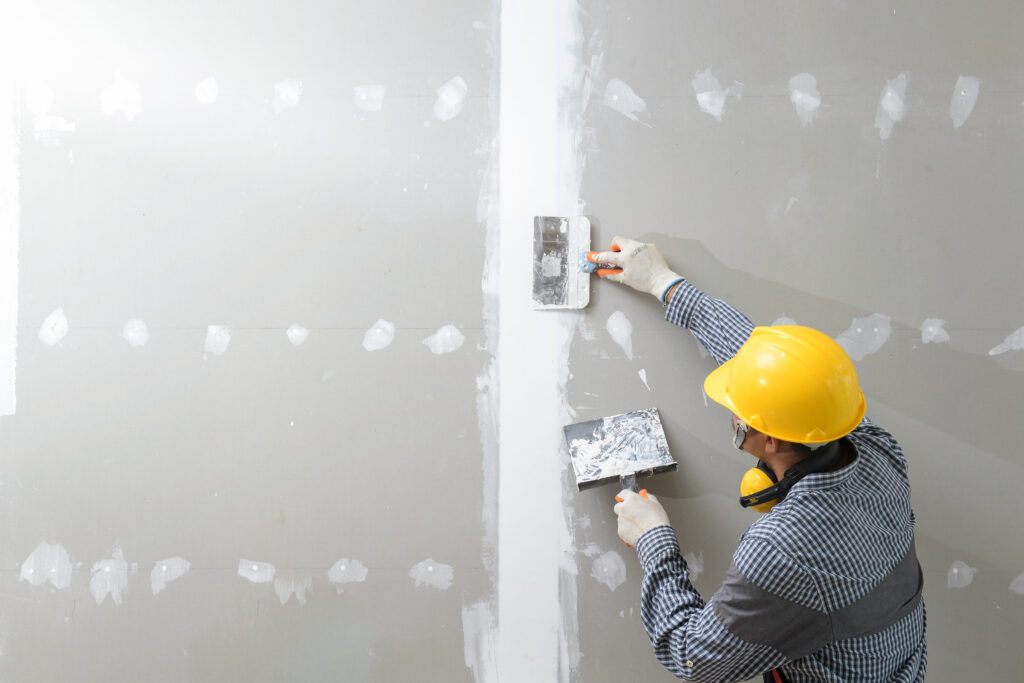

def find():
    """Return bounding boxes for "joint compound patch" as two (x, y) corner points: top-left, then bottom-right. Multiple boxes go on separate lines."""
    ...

(920, 318), (950, 345)
(100, 71), (142, 121)
(591, 551), (626, 591)
(286, 323), (310, 346)
(409, 558), (454, 590)
(273, 80), (303, 114)
(204, 325), (231, 356)
(122, 318), (149, 348)
(238, 559), (276, 584)
(875, 72), (908, 141)
(684, 551), (705, 581)
(788, 73), (821, 126)
(434, 77), (468, 121)
(355, 84), (385, 112)
(39, 308), (68, 346)
(274, 576), (312, 605)
(692, 68), (742, 121)
(363, 319), (396, 351)
(603, 78), (648, 123)
(949, 76), (980, 129)
(947, 560), (977, 589)
(151, 557), (190, 595)
(988, 326), (1024, 356)
(606, 311), (633, 360)
(423, 324), (464, 354)
(327, 558), (368, 594)
(836, 313), (892, 361)
(91, 546), (129, 605)
(195, 77), (218, 104)
(20, 542), (73, 589)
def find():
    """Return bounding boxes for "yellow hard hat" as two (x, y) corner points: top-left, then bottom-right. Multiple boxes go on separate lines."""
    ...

(703, 326), (866, 444)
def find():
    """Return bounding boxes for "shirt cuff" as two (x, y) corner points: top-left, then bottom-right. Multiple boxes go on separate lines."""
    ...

(636, 525), (680, 568)
(664, 280), (707, 329)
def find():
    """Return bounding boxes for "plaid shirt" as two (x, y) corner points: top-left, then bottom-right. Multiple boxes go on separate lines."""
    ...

(632, 280), (927, 682)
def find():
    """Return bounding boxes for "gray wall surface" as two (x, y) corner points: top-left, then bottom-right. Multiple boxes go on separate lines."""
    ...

(568, 1), (1024, 681)
(4, 1), (1024, 682)
(2, 1), (495, 681)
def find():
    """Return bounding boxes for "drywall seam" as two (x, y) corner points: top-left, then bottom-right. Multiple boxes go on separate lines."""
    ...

(0, 12), (19, 416)
(498, 0), (583, 680)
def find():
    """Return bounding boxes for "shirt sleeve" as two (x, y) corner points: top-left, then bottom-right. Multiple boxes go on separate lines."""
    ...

(636, 526), (789, 682)
(665, 279), (755, 365)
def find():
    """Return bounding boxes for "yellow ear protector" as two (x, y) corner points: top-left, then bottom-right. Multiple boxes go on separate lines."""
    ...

(739, 440), (843, 513)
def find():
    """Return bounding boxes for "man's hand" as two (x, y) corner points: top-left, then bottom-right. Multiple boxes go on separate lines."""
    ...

(613, 489), (671, 547)
(590, 236), (683, 302)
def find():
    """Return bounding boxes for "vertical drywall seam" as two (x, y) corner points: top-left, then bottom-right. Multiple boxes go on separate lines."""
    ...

(0, 7), (19, 417)
(499, 0), (583, 680)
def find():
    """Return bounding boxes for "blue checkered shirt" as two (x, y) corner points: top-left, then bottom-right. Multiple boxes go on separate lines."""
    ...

(633, 280), (927, 682)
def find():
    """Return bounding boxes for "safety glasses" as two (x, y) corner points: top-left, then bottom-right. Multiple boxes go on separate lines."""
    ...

(733, 419), (749, 450)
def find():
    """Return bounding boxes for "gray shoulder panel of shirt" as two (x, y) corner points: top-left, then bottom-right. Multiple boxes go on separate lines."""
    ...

(712, 539), (923, 661)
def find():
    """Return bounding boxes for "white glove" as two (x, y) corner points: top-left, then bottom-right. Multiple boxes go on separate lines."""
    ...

(613, 489), (671, 547)
(590, 236), (683, 302)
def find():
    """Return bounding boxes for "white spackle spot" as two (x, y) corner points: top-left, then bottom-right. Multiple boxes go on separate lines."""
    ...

(286, 323), (310, 346)
(773, 316), (798, 326)
(606, 311), (634, 360)
(20, 542), (73, 589)
(434, 76), (468, 122)
(204, 325), (231, 356)
(638, 368), (651, 391)
(947, 560), (977, 589)
(327, 558), (368, 594)
(274, 576), (312, 605)
(1010, 571), (1024, 594)
(273, 79), (303, 114)
(988, 326), (1024, 356)
(692, 68), (741, 121)
(461, 601), (497, 682)
(836, 313), (892, 361)
(603, 78), (647, 123)
(362, 318), (396, 351)
(949, 75), (980, 129)
(195, 77), (218, 105)
(788, 73), (821, 126)
(151, 557), (190, 595)
(354, 84), (385, 112)
(90, 546), (129, 605)
(100, 71), (142, 121)
(238, 559), (276, 584)
(122, 319), (149, 348)
(684, 551), (705, 581)
(39, 308), (69, 346)
(920, 318), (950, 345)
(409, 558), (454, 590)
(25, 79), (76, 144)
(591, 551), (626, 591)
(423, 324), (465, 355)
(875, 72), (908, 141)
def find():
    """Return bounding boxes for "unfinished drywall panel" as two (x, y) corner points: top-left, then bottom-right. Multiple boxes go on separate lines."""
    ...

(566, 1), (1024, 681)
(1, 1), (496, 681)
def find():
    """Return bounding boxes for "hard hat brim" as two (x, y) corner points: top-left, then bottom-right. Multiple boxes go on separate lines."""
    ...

(703, 360), (737, 413)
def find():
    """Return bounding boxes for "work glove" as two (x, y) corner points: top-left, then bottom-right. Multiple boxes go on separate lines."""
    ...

(590, 236), (683, 303)
(613, 489), (671, 548)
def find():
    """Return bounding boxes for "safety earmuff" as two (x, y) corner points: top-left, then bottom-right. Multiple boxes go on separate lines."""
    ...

(739, 441), (843, 513)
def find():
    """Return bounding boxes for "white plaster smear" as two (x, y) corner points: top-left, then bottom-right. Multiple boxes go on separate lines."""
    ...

(355, 84), (385, 112)
(286, 323), (310, 346)
(204, 325), (231, 356)
(273, 79), (303, 114)
(0, 70), (17, 415)
(122, 318), (149, 348)
(591, 551), (626, 591)
(423, 324), (465, 354)
(988, 326), (1024, 356)
(151, 557), (190, 595)
(274, 576), (312, 605)
(773, 316), (798, 326)
(949, 75), (980, 129)
(91, 546), (129, 605)
(603, 78), (648, 124)
(1010, 571), (1024, 595)
(238, 559), (276, 584)
(638, 368), (651, 391)
(39, 308), (68, 346)
(789, 73), (821, 126)
(25, 79), (75, 143)
(692, 68), (743, 121)
(363, 318), (396, 351)
(195, 77), (218, 105)
(327, 558), (368, 594)
(606, 310), (634, 360)
(947, 560), (976, 589)
(462, 601), (498, 682)
(100, 71), (142, 121)
(409, 558), (454, 590)
(836, 313), (891, 361)
(434, 76), (468, 121)
(875, 72), (908, 141)
(20, 542), (73, 589)
(920, 318), (949, 345)
(684, 551), (705, 581)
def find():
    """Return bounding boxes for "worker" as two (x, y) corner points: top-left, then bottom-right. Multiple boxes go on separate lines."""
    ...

(589, 237), (926, 682)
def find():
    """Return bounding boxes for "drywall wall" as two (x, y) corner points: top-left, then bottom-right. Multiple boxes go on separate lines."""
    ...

(564, 1), (1024, 681)
(1, 1), (498, 680)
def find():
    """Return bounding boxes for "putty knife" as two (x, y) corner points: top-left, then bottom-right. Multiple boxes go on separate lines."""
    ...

(563, 408), (677, 492)
(532, 216), (592, 309)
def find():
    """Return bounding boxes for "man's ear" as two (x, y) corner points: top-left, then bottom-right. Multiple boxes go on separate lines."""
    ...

(763, 436), (779, 454)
